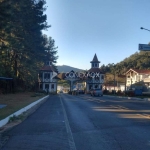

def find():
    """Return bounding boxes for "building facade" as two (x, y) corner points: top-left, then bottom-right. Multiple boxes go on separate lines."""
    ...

(86, 54), (105, 91)
(56, 54), (104, 93)
(126, 68), (150, 91)
(38, 60), (58, 93)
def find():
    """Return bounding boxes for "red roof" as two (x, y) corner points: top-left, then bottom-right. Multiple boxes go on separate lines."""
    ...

(88, 67), (104, 73)
(118, 75), (126, 78)
(126, 68), (150, 74)
(39, 66), (56, 72)
(57, 73), (66, 79)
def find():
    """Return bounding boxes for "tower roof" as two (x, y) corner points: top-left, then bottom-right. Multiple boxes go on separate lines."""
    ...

(90, 54), (100, 63)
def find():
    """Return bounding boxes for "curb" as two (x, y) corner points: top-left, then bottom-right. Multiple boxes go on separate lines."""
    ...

(0, 95), (49, 148)
(0, 95), (49, 128)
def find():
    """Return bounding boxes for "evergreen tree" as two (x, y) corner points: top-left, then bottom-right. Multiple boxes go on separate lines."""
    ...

(44, 35), (58, 71)
(0, 0), (58, 90)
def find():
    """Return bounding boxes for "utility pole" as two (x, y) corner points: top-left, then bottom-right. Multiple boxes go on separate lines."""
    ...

(112, 63), (116, 95)
(139, 27), (150, 52)
(114, 73), (115, 95)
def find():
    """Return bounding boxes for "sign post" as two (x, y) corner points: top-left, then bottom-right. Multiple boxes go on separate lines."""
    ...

(139, 44), (150, 51)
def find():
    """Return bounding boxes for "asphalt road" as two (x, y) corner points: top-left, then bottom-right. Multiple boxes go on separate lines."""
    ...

(1, 95), (69, 150)
(62, 94), (150, 150)
(1, 94), (150, 150)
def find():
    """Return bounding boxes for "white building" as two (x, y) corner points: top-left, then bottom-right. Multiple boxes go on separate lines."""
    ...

(86, 54), (105, 92)
(38, 60), (59, 93)
(126, 68), (150, 91)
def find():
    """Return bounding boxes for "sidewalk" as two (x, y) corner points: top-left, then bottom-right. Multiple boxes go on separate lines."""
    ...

(0, 95), (70, 150)
(104, 94), (150, 101)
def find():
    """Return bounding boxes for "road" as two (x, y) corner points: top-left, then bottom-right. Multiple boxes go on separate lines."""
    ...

(1, 94), (150, 150)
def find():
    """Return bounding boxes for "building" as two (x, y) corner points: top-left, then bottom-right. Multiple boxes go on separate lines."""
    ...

(38, 59), (59, 93)
(85, 54), (105, 91)
(126, 68), (150, 91)
(56, 54), (104, 93)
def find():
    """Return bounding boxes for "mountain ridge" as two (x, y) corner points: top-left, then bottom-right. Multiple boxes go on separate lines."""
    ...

(57, 65), (84, 73)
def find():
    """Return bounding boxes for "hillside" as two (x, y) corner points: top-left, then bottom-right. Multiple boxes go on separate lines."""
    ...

(99, 51), (150, 83)
(100, 51), (150, 74)
(57, 65), (84, 73)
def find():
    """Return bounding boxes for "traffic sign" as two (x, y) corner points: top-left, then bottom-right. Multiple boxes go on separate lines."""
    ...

(139, 44), (150, 51)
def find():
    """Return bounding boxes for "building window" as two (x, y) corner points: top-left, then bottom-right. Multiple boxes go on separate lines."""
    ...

(101, 75), (104, 79)
(95, 64), (97, 67)
(44, 73), (50, 79)
(95, 85), (98, 88)
(45, 84), (49, 89)
(51, 84), (54, 89)
(89, 85), (92, 90)
(128, 76), (130, 78)
(100, 85), (102, 90)
(46, 61), (49, 65)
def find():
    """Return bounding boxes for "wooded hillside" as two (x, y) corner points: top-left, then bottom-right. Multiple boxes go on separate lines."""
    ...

(100, 51), (150, 84)
(0, 0), (58, 91)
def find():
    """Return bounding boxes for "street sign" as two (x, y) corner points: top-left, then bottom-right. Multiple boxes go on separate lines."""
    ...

(139, 44), (150, 51)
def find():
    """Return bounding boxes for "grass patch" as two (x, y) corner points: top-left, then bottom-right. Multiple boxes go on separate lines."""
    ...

(0, 92), (46, 120)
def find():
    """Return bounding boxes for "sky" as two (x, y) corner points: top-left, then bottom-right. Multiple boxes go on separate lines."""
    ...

(42, 0), (150, 70)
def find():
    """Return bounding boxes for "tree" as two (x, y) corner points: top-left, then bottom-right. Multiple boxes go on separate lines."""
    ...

(44, 35), (58, 71)
(0, 0), (58, 91)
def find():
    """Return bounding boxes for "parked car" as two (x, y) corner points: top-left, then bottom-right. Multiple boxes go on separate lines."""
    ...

(90, 89), (103, 96)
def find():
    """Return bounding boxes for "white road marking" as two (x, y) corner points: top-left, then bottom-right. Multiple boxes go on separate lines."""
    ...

(59, 95), (77, 150)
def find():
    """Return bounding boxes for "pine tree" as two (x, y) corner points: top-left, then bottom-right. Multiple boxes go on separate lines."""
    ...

(0, 0), (55, 90)
(44, 35), (58, 71)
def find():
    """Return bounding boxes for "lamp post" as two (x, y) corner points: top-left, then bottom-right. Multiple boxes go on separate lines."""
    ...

(123, 67), (126, 94)
(112, 63), (116, 95)
(140, 27), (150, 32)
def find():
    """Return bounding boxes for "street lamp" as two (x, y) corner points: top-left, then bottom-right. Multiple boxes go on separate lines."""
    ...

(140, 27), (150, 32)
(124, 68), (127, 94)
(112, 63), (116, 95)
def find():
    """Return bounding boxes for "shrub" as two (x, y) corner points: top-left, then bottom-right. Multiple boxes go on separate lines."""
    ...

(103, 89), (109, 94)
(117, 90), (123, 95)
(68, 91), (72, 95)
(125, 90), (135, 97)
(112, 90), (116, 94)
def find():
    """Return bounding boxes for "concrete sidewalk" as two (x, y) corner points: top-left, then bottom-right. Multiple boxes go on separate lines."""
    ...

(104, 94), (150, 101)
(0, 95), (70, 150)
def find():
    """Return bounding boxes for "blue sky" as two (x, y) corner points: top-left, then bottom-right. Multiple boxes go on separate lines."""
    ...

(42, 0), (150, 70)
